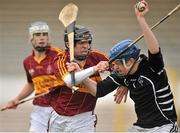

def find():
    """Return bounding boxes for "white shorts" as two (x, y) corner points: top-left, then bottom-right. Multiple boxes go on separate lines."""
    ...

(48, 111), (97, 132)
(128, 122), (179, 133)
(29, 105), (53, 132)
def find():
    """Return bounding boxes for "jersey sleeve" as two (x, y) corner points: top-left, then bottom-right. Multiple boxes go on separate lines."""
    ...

(23, 60), (32, 83)
(148, 48), (164, 73)
(96, 74), (122, 98)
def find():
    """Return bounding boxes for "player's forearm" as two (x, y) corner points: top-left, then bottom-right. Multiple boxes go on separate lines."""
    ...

(137, 16), (159, 54)
(64, 67), (96, 87)
(83, 78), (97, 96)
(14, 83), (34, 101)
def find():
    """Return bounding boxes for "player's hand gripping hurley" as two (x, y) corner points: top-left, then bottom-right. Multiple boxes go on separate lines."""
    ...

(0, 3), (79, 112)
(59, 3), (79, 92)
(1, 91), (50, 112)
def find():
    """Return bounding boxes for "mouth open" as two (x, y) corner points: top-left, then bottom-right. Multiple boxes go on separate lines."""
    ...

(39, 42), (45, 44)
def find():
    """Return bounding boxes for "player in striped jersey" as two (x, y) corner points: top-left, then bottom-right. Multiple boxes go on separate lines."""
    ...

(65, 1), (179, 132)
(2, 21), (64, 132)
(48, 25), (112, 132)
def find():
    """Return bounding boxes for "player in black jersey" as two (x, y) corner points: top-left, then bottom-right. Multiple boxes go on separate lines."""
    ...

(64, 0), (179, 132)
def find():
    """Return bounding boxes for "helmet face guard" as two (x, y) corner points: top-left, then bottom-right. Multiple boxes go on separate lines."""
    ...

(64, 25), (93, 61)
(74, 31), (92, 43)
(64, 25), (92, 48)
(109, 39), (141, 64)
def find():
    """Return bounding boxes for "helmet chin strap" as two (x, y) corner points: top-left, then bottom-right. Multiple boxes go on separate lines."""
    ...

(122, 59), (133, 70)
(74, 48), (91, 61)
(125, 60), (136, 76)
(33, 45), (49, 52)
(112, 71), (124, 78)
(74, 54), (88, 61)
(74, 51), (90, 61)
(113, 59), (134, 78)
(113, 58), (138, 78)
(124, 57), (141, 76)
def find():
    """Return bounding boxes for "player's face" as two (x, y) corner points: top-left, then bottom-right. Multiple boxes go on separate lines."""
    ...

(31, 32), (49, 47)
(111, 59), (129, 76)
(74, 40), (90, 57)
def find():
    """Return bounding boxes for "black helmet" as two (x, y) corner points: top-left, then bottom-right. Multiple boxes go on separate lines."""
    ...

(64, 25), (92, 48)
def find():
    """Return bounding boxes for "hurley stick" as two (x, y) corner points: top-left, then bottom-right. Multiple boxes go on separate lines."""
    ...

(59, 3), (79, 91)
(1, 91), (50, 112)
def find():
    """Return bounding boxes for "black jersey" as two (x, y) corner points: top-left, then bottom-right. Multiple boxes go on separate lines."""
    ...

(96, 50), (177, 128)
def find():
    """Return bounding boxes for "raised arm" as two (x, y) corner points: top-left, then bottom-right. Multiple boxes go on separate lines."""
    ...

(135, 0), (159, 54)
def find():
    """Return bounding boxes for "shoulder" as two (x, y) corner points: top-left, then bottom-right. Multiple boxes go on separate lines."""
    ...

(89, 50), (108, 61)
(136, 54), (149, 70)
(23, 53), (33, 64)
(52, 50), (67, 64)
(49, 46), (65, 55)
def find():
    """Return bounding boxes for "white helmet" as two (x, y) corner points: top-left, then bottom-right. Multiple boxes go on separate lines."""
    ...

(29, 21), (50, 40)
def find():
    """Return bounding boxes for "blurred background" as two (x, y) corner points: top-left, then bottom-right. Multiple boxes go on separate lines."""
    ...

(0, 0), (179, 132)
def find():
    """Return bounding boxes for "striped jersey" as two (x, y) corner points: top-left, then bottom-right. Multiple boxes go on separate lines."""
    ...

(23, 46), (64, 106)
(96, 50), (177, 128)
(50, 50), (108, 116)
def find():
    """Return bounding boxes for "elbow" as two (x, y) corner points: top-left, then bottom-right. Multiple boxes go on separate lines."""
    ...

(149, 46), (160, 54)
(96, 88), (106, 98)
(90, 90), (97, 97)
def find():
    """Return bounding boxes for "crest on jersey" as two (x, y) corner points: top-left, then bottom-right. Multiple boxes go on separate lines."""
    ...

(29, 69), (35, 76)
(47, 65), (53, 74)
(138, 77), (144, 86)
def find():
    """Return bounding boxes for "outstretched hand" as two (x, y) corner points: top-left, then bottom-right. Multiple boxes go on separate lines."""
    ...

(1, 99), (19, 111)
(114, 86), (128, 104)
